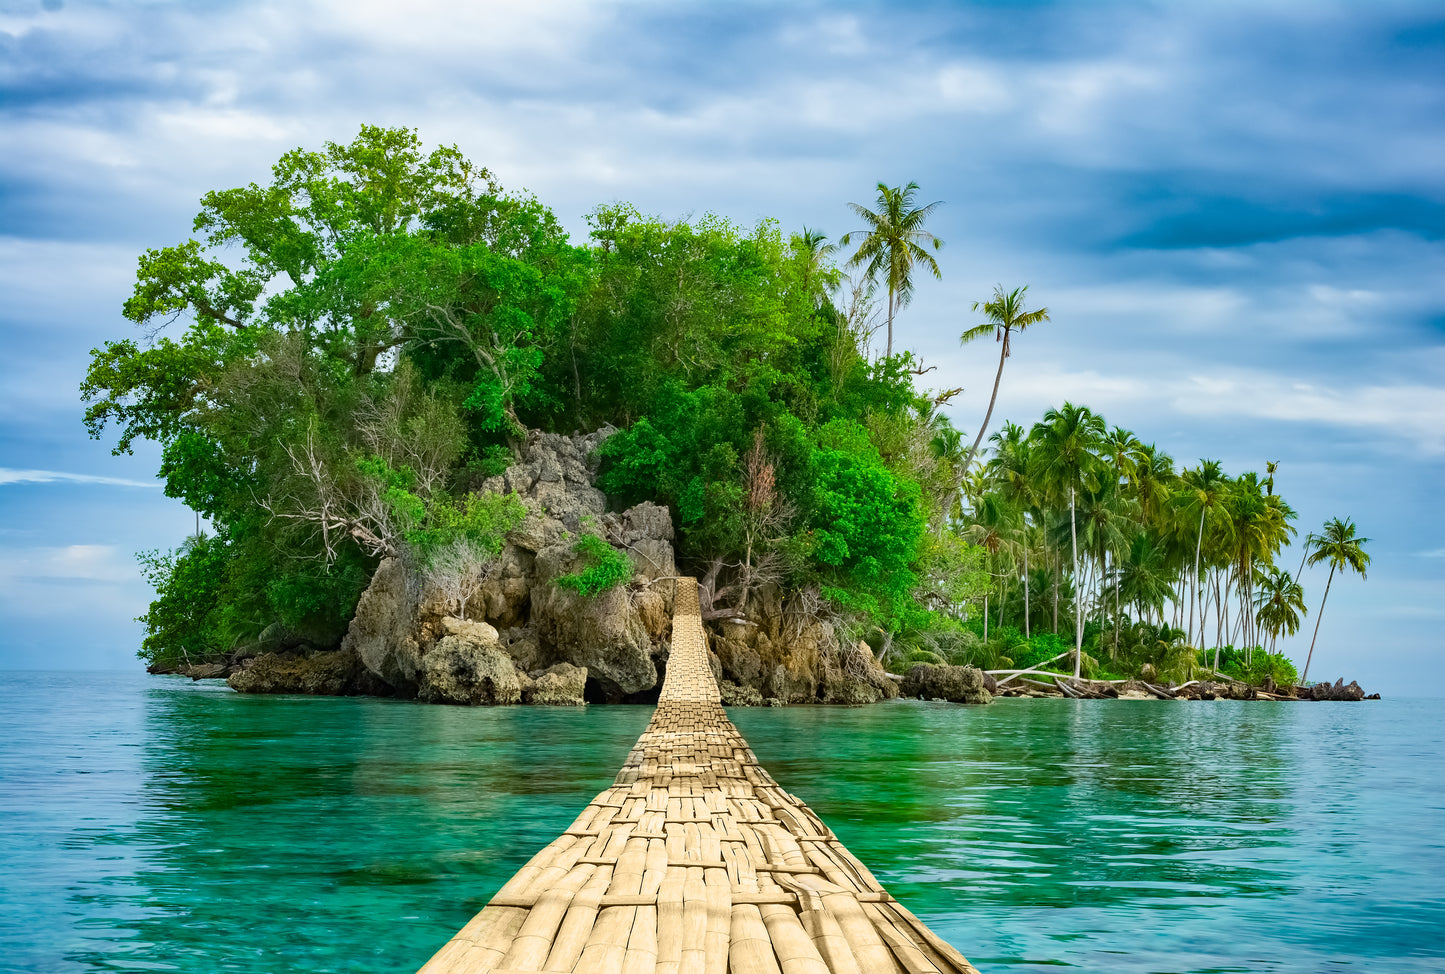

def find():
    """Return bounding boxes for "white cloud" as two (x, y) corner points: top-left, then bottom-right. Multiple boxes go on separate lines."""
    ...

(0, 468), (156, 488)
(1171, 373), (1445, 454)
(0, 544), (138, 584)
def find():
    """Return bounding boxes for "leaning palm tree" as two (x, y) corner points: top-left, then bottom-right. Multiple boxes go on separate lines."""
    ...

(958, 285), (1050, 479)
(1300, 517), (1371, 684)
(840, 182), (943, 358)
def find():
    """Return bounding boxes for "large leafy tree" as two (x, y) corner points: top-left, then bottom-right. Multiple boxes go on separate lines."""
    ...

(840, 182), (943, 359)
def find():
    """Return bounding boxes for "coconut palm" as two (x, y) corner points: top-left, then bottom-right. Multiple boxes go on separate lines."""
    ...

(1253, 566), (1307, 654)
(1300, 517), (1371, 684)
(958, 285), (1050, 478)
(962, 492), (1021, 642)
(1176, 461), (1228, 647)
(1030, 402), (1106, 677)
(987, 422), (1040, 637)
(841, 182), (943, 359)
(927, 422), (967, 536)
(1112, 532), (1175, 625)
(791, 226), (838, 307)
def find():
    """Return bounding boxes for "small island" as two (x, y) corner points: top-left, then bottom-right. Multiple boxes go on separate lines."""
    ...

(87, 126), (1372, 707)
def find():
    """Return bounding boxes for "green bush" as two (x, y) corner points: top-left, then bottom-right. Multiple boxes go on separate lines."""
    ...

(555, 534), (633, 596)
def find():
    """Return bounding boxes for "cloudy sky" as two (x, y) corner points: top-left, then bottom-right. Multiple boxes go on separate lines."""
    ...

(2, 0), (1441, 693)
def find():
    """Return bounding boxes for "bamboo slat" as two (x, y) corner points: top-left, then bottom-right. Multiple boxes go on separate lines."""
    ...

(412, 578), (980, 974)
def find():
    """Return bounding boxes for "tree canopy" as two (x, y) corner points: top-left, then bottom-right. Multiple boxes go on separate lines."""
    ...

(87, 126), (1351, 688)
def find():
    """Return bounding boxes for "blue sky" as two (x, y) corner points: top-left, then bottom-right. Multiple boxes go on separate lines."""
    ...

(2, 0), (1442, 693)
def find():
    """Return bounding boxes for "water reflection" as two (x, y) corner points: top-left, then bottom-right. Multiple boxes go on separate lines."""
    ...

(734, 699), (1444, 973)
(65, 682), (649, 972)
(1, 673), (1439, 974)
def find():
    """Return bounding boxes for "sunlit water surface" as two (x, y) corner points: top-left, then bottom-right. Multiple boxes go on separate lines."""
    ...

(2, 672), (1441, 973)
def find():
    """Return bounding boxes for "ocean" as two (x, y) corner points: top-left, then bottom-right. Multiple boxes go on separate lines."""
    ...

(1, 671), (1441, 973)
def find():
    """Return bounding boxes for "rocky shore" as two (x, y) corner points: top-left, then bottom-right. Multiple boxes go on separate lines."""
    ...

(149, 428), (1377, 709)
(155, 429), (896, 708)
(987, 674), (1379, 701)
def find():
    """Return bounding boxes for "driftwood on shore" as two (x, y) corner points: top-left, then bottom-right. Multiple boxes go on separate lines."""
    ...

(993, 672), (1379, 701)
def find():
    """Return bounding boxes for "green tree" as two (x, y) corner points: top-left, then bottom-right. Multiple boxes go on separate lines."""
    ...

(1301, 517), (1370, 683)
(1030, 402), (1106, 677)
(841, 182), (943, 359)
(959, 285), (1051, 478)
(1253, 566), (1307, 655)
(1176, 460), (1228, 647)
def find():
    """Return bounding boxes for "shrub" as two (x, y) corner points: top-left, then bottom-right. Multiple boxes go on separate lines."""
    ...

(555, 534), (633, 596)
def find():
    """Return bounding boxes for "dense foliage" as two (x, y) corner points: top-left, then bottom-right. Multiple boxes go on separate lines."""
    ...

(85, 127), (978, 665)
(88, 126), (1359, 683)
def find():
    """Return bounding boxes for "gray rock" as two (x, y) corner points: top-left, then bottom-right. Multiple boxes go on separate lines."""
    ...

(182, 662), (229, 680)
(719, 680), (763, 707)
(418, 634), (521, 705)
(341, 557), (422, 693)
(900, 663), (993, 705)
(532, 540), (656, 699)
(497, 626), (548, 671)
(229, 649), (387, 696)
(526, 663), (587, 705)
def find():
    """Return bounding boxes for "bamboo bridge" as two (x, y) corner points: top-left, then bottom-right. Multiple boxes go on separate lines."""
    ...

(417, 578), (980, 974)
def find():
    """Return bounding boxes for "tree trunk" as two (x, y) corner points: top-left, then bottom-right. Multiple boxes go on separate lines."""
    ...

(1072, 486), (1083, 679)
(1189, 506), (1204, 645)
(959, 328), (1010, 481)
(1023, 542), (1031, 639)
(983, 592), (989, 644)
(1300, 564), (1336, 684)
(1053, 548), (1060, 634)
(886, 286), (895, 359)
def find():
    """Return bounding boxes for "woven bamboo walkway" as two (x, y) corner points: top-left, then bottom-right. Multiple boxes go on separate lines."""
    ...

(417, 578), (979, 974)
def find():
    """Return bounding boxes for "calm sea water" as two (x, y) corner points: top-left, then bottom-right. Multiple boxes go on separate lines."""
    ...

(2, 672), (1442, 974)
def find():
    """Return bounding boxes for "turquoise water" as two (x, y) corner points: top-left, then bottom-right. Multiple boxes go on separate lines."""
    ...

(2, 672), (1442, 973)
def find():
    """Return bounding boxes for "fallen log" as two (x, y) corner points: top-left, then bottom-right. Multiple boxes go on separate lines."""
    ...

(1053, 677), (1081, 697)
(990, 650), (1075, 687)
(1140, 681), (1177, 700)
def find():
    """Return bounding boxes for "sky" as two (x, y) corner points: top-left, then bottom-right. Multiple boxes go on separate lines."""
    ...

(1, 0), (1442, 694)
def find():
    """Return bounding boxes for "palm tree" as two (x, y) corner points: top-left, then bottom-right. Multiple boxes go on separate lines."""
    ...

(987, 422), (1039, 637)
(958, 285), (1050, 479)
(1030, 402), (1106, 677)
(792, 226), (837, 307)
(928, 422), (966, 537)
(1253, 567), (1307, 655)
(962, 492), (1020, 643)
(841, 182), (943, 359)
(1176, 461), (1228, 647)
(1300, 517), (1371, 684)
(1113, 533), (1175, 625)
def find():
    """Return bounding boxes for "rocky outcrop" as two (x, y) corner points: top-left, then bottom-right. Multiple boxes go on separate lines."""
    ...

(340, 556), (422, 693)
(231, 426), (906, 709)
(1304, 678), (1367, 702)
(705, 586), (899, 705)
(532, 576), (656, 700)
(525, 663), (587, 705)
(900, 663), (993, 705)
(227, 648), (390, 696)
(720, 680), (763, 707)
(480, 428), (613, 531)
(418, 636), (520, 706)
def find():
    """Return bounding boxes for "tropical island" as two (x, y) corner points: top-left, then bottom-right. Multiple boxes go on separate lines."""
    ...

(84, 126), (1374, 707)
